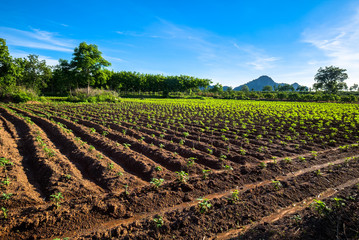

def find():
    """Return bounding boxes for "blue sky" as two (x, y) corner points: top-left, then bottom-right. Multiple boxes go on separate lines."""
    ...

(1, 0), (358, 87)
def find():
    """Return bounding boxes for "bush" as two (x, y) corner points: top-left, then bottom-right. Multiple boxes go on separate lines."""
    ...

(67, 88), (121, 103)
(276, 92), (288, 100)
(288, 92), (299, 100)
(0, 86), (38, 103)
(263, 93), (275, 100)
(341, 95), (356, 102)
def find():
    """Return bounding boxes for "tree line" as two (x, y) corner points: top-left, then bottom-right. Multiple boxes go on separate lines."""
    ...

(0, 39), (211, 98)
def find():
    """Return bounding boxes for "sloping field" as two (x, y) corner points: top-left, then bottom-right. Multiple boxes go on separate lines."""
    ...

(0, 99), (358, 239)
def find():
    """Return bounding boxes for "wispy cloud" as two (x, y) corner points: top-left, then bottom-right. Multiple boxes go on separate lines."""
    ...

(103, 55), (126, 62)
(247, 57), (280, 70)
(144, 20), (279, 72)
(0, 27), (75, 52)
(303, 8), (359, 82)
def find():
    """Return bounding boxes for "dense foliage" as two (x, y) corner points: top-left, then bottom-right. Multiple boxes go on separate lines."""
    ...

(0, 38), (211, 101)
(314, 66), (348, 94)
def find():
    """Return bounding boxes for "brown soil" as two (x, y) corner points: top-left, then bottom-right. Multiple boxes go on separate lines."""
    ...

(0, 102), (358, 240)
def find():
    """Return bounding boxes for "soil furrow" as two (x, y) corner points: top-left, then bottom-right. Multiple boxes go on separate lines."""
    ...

(35, 106), (225, 170)
(48, 114), (173, 182)
(69, 157), (359, 239)
(0, 116), (43, 206)
(8, 107), (120, 191)
(218, 177), (359, 240)
(0, 107), (54, 199)
(56, 155), (359, 239)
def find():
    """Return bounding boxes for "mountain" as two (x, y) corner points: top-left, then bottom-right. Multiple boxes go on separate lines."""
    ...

(233, 75), (303, 91)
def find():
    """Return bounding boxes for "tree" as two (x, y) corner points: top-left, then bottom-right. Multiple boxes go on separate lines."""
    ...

(277, 84), (294, 92)
(51, 59), (75, 95)
(313, 66), (348, 94)
(16, 54), (52, 93)
(0, 38), (19, 92)
(262, 85), (272, 92)
(296, 86), (308, 92)
(240, 85), (249, 92)
(226, 86), (233, 92)
(71, 42), (111, 94)
(350, 84), (358, 92)
(209, 83), (223, 93)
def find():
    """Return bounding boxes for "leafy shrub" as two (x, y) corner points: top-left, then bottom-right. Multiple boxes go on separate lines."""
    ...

(0, 86), (38, 103)
(67, 87), (121, 103)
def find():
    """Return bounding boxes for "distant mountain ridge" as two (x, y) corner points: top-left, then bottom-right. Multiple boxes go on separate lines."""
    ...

(233, 75), (301, 91)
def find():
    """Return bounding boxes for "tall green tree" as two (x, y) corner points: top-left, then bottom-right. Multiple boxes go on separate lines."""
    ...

(0, 38), (19, 92)
(16, 54), (52, 93)
(262, 85), (272, 91)
(209, 83), (223, 93)
(350, 84), (358, 92)
(51, 59), (74, 95)
(277, 84), (294, 92)
(71, 42), (111, 94)
(240, 85), (249, 92)
(313, 66), (348, 94)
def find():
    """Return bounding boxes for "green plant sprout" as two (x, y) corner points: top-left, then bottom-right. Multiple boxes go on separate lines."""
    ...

(102, 131), (109, 136)
(1, 177), (11, 186)
(202, 169), (211, 179)
(197, 198), (212, 214)
(271, 180), (282, 190)
(124, 184), (129, 195)
(259, 162), (267, 169)
(239, 148), (246, 155)
(311, 151), (318, 158)
(64, 174), (72, 181)
(312, 199), (331, 216)
(183, 132), (189, 138)
(50, 192), (64, 209)
(332, 197), (345, 209)
(219, 155), (227, 161)
(175, 171), (189, 183)
(315, 169), (322, 176)
(150, 178), (164, 188)
(1, 193), (12, 200)
(1, 207), (8, 219)
(155, 166), (162, 172)
(107, 162), (114, 170)
(123, 143), (131, 149)
(187, 157), (196, 169)
(223, 165), (233, 170)
(153, 216), (164, 228)
(231, 189), (240, 203)
(291, 214), (302, 225)
(283, 157), (292, 164)
(0, 158), (14, 172)
(88, 145), (95, 152)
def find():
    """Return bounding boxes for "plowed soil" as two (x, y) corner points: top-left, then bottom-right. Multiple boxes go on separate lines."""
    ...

(0, 101), (358, 240)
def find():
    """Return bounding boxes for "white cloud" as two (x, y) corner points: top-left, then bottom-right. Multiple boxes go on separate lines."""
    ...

(103, 55), (126, 62)
(247, 57), (280, 70)
(303, 8), (359, 84)
(0, 27), (75, 52)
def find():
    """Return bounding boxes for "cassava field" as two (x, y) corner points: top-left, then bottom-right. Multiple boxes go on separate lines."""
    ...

(0, 99), (359, 239)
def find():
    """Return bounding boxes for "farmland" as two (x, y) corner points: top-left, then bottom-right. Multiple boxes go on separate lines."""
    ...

(0, 99), (359, 239)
